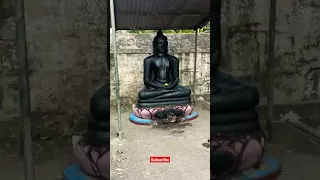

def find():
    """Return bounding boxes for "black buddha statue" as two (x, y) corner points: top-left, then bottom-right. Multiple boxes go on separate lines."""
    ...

(88, 84), (110, 147)
(72, 84), (110, 179)
(211, 71), (260, 133)
(210, 0), (265, 177)
(209, 0), (260, 136)
(137, 29), (191, 107)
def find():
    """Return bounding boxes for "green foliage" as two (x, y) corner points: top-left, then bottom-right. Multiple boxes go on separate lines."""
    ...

(201, 21), (210, 32)
(127, 21), (210, 34)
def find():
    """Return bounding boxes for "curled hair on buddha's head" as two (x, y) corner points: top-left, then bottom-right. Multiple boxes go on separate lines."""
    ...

(153, 29), (168, 54)
(156, 29), (166, 38)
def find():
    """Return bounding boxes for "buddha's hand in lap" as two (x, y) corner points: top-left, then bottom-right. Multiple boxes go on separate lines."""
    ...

(163, 85), (178, 91)
(163, 86), (172, 90)
(163, 83), (175, 90)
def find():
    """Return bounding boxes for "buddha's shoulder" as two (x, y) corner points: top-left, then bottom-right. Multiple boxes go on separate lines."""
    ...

(144, 55), (155, 61)
(167, 55), (179, 61)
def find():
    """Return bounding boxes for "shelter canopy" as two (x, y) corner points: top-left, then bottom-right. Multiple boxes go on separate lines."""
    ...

(114, 0), (210, 30)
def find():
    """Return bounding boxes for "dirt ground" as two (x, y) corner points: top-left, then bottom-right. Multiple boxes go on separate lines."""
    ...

(0, 136), (75, 180)
(0, 103), (320, 179)
(110, 105), (211, 180)
(266, 122), (320, 180)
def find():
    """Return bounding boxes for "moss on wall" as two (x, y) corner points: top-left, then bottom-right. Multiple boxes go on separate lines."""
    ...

(0, 0), (4, 28)
(0, 0), (13, 29)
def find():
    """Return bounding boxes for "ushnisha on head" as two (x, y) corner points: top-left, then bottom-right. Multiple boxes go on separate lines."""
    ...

(153, 29), (168, 54)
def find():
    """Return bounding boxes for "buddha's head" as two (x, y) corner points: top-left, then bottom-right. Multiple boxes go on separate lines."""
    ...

(153, 29), (168, 54)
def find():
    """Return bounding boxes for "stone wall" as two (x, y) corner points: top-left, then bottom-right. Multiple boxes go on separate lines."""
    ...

(221, 0), (320, 104)
(109, 33), (210, 105)
(1, 0), (320, 122)
(0, 0), (210, 121)
(0, 0), (109, 121)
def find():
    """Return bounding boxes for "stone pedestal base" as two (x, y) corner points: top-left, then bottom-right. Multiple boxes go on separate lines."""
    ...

(71, 135), (109, 179)
(211, 156), (281, 180)
(211, 132), (266, 177)
(64, 165), (102, 180)
(133, 104), (193, 119)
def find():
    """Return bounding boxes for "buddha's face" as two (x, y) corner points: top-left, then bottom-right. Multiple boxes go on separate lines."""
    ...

(154, 37), (168, 53)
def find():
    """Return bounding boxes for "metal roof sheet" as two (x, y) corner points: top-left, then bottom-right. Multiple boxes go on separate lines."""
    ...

(114, 0), (210, 30)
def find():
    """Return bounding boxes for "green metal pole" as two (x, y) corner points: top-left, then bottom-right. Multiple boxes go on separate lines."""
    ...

(110, 0), (123, 139)
(192, 29), (199, 106)
(266, 0), (277, 142)
(15, 0), (35, 179)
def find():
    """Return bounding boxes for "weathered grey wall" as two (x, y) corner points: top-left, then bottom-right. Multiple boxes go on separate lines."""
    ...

(221, 0), (320, 104)
(1, 0), (320, 123)
(0, 0), (210, 121)
(110, 33), (210, 105)
(0, 0), (109, 121)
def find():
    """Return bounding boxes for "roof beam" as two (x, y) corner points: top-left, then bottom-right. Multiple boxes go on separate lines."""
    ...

(193, 16), (210, 30)
(117, 12), (209, 16)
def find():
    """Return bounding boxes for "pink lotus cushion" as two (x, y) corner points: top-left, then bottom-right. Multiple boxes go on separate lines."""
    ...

(72, 135), (110, 179)
(211, 132), (265, 175)
(132, 104), (193, 119)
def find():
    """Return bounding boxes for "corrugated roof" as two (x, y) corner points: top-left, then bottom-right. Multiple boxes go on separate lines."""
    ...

(114, 0), (210, 30)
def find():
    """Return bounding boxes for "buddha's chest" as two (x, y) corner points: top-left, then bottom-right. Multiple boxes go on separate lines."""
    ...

(153, 57), (170, 71)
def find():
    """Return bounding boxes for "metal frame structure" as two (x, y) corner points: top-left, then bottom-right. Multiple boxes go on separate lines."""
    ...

(15, 0), (276, 179)
(15, 0), (35, 179)
(266, 0), (277, 142)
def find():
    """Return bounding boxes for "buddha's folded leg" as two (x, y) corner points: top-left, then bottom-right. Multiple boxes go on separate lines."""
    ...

(152, 89), (191, 99)
(211, 151), (236, 176)
(212, 70), (246, 88)
(211, 70), (259, 113)
(138, 89), (175, 99)
(138, 96), (190, 103)
(175, 85), (191, 89)
(138, 86), (191, 100)
(211, 85), (259, 113)
(212, 71), (259, 95)
(211, 110), (258, 125)
(137, 100), (191, 108)
(211, 121), (260, 134)
(88, 120), (110, 148)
